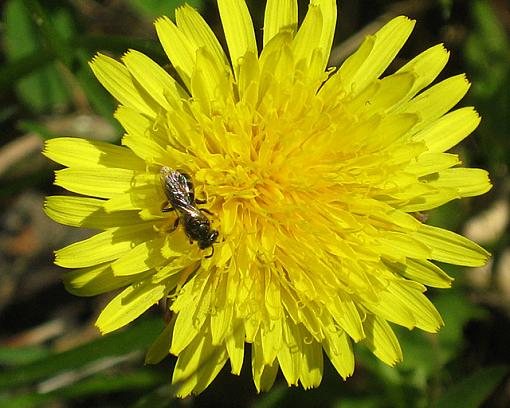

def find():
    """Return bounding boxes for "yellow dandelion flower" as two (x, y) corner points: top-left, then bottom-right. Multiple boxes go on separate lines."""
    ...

(44, 0), (491, 397)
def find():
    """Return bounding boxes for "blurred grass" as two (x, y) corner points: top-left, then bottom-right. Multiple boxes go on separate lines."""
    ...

(0, 0), (509, 407)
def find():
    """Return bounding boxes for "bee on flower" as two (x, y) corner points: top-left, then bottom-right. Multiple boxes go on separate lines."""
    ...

(160, 166), (219, 255)
(44, 0), (491, 397)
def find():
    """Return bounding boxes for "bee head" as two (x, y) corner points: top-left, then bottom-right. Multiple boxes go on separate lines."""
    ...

(198, 229), (219, 249)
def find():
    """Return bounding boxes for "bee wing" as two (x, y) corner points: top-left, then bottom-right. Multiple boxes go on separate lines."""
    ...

(180, 204), (203, 219)
(179, 171), (195, 203)
(161, 168), (194, 208)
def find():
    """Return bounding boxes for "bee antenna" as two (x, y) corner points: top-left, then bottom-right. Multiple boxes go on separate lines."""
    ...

(205, 245), (215, 259)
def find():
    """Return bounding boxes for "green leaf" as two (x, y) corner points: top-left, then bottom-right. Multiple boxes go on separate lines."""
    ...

(464, 0), (510, 99)
(0, 318), (163, 389)
(18, 120), (57, 140)
(434, 290), (487, 362)
(438, 0), (454, 19)
(4, 0), (76, 112)
(130, 383), (178, 408)
(332, 397), (385, 408)
(395, 329), (438, 387)
(0, 347), (50, 366)
(75, 35), (166, 63)
(432, 365), (508, 408)
(463, 0), (510, 171)
(125, 0), (203, 20)
(251, 385), (287, 408)
(71, 49), (119, 129)
(395, 289), (486, 379)
(0, 51), (55, 93)
(1, 371), (165, 408)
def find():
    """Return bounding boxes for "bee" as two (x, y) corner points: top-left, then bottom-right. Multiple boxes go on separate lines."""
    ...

(160, 166), (219, 257)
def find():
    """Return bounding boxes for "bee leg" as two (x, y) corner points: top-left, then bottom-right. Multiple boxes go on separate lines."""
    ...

(204, 245), (215, 259)
(200, 208), (214, 216)
(169, 217), (179, 232)
(195, 191), (208, 205)
(161, 201), (175, 212)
